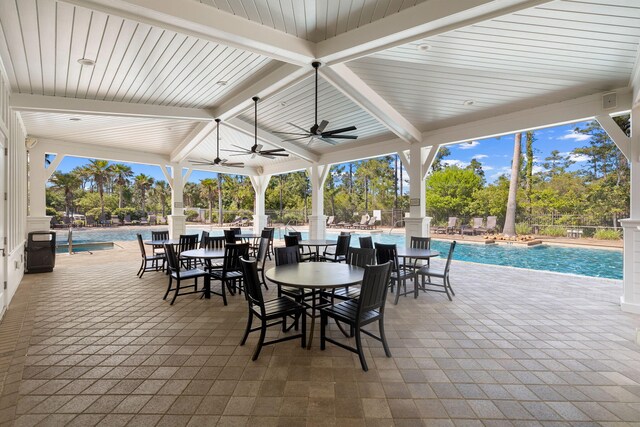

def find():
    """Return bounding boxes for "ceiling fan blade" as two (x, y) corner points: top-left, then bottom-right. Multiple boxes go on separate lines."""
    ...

(228, 153), (248, 157)
(259, 154), (276, 159)
(221, 149), (250, 153)
(287, 122), (312, 133)
(265, 152), (289, 157)
(273, 131), (309, 136)
(261, 148), (287, 153)
(190, 161), (214, 166)
(225, 163), (245, 168)
(317, 120), (329, 133)
(319, 137), (338, 145)
(255, 144), (263, 151)
(323, 134), (358, 139)
(322, 125), (357, 135)
(251, 153), (257, 159)
(282, 136), (311, 142)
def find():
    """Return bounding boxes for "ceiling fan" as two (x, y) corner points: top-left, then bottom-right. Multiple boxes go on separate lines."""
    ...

(274, 61), (358, 145)
(223, 96), (289, 159)
(189, 119), (244, 169)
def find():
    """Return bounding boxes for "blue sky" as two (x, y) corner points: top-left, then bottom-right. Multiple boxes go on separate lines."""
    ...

(54, 120), (594, 186)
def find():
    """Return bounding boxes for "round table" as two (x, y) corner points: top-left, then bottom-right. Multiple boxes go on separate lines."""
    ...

(179, 248), (226, 299)
(266, 262), (364, 348)
(395, 247), (440, 299)
(297, 239), (337, 261)
(143, 239), (181, 246)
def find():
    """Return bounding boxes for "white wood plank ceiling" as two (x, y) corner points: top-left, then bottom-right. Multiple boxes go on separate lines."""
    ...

(0, 0), (638, 173)
(196, 0), (428, 42)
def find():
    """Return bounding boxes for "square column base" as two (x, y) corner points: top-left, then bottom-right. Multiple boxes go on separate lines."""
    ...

(403, 217), (432, 248)
(253, 215), (268, 235)
(168, 215), (186, 239)
(27, 216), (52, 234)
(309, 215), (327, 240)
(620, 219), (640, 314)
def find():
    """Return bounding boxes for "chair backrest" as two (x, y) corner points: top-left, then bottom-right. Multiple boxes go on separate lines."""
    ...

(221, 243), (250, 273)
(443, 241), (457, 273)
(410, 236), (431, 250)
(275, 246), (300, 266)
(367, 217), (376, 226)
(152, 230), (169, 241)
(178, 234), (198, 253)
(204, 235), (225, 249)
(339, 231), (351, 236)
(136, 234), (147, 258)
(346, 247), (376, 268)
(359, 236), (373, 249)
(359, 215), (367, 225)
(199, 231), (210, 248)
(472, 217), (483, 228)
(327, 216), (334, 225)
(374, 243), (399, 271)
(164, 243), (180, 275)
(284, 235), (299, 248)
(124, 214), (131, 222)
(357, 262), (392, 317)
(335, 234), (351, 256)
(224, 229), (238, 244)
(486, 216), (497, 229)
(448, 217), (458, 227)
(261, 228), (272, 239)
(256, 237), (270, 267)
(230, 227), (242, 235)
(240, 258), (264, 308)
(288, 231), (302, 240)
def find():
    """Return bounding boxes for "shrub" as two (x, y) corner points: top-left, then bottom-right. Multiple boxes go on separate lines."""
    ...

(539, 226), (566, 237)
(113, 207), (137, 220)
(515, 223), (531, 235)
(46, 207), (60, 218)
(185, 209), (199, 221)
(594, 229), (621, 240)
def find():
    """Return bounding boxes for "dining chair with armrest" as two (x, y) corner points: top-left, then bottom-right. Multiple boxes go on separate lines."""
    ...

(163, 244), (209, 305)
(136, 234), (165, 278)
(375, 243), (417, 305)
(239, 259), (306, 361)
(210, 243), (249, 301)
(359, 236), (373, 249)
(284, 234), (314, 262)
(320, 262), (392, 371)
(320, 234), (351, 263)
(416, 241), (457, 301)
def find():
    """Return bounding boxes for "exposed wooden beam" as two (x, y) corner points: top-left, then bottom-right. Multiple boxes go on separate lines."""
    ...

(226, 118), (319, 163)
(423, 89), (633, 148)
(170, 121), (217, 163)
(317, 0), (552, 64)
(11, 94), (213, 121)
(321, 64), (420, 144)
(213, 63), (312, 120)
(61, 0), (315, 65)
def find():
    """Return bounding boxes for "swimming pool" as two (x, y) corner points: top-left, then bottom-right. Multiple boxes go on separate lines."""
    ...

(55, 227), (623, 279)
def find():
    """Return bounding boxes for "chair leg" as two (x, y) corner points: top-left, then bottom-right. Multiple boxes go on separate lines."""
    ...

(320, 312), (326, 350)
(447, 276), (455, 296)
(354, 328), (368, 371)
(163, 276), (173, 300)
(170, 279), (181, 305)
(240, 312), (253, 346)
(443, 277), (452, 301)
(379, 318), (392, 358)
(137, 261), (144, 278)
(221, 279), (228, 306)
(300, 309), (306, 348)
(261, 269), (268, 290)
(252, 322), (267, 361)
(394, 280), (401, 305)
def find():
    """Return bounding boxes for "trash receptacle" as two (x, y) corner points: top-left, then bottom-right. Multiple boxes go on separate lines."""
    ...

(26, 231), (56, 273)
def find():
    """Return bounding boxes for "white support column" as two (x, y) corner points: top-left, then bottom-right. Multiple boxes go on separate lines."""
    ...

(164, 164), (189, 239)
(398, 144), (439, 247)
(608, 105), (640, 313)
(308, 164), (330, 240)
(27, 144), (65, 233)
(250, 175), (272, 234)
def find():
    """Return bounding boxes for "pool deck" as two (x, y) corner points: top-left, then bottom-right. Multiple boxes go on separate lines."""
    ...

(0, 241), (637, 425)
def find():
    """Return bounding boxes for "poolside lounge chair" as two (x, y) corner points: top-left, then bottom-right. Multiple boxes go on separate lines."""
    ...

(359, 217), (377, 230)
(352, 215), (368, 229)
(111, 217), (121, 226)
(326, 216), (335, 228)
(123, 215), (132, 225)
(86, 216), (96, 227)
(149, 215), (157, 226)
(446, 217), (459, 234)
(140, 216), (149, 226)
(462, 217), (484, 235)
(485, 216), (498, 234)
(229, 216), (242, 226)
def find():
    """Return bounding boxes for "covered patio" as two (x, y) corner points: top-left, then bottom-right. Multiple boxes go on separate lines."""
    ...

(0, 0), (640, 424)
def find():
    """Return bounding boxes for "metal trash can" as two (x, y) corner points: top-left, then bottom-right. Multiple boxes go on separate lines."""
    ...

(26, 231), (56, 273)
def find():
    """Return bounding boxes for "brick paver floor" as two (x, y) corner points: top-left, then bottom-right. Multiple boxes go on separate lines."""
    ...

(1, 240), (639, 426)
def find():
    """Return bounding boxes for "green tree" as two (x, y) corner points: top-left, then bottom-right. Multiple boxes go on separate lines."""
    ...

(425, 167), (483, 221)
(151, 180), (170, 217)
(111, 163), (133, 209)
(200, 178), (218, 223)
(134, 174), (154, 214)
(49, 171), (81, 218)
(85, 159), (113, 217)
(503, 133), (522, 236)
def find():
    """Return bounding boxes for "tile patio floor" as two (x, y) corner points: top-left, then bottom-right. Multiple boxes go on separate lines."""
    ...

(0, 240), (639, 426)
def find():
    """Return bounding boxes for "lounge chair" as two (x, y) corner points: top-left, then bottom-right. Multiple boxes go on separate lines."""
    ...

(149, 215), (157, 226)
(140, 216), (149, 226)
(359, 217), (377, 230)
(446, 217), (459, 234)
(462, 217), (483, 235)
(485, 216), (498, 234)
(111, 217), (121, 226)
(326, 216), (335, 228)
(123, 215), (132, 225)
(351, 215), (368, 229)
(229, 216), (242, 226)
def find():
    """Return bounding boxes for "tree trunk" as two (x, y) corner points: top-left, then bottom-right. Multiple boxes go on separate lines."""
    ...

(217, 175), (223, 225)
(209, 199), (213, 224)
(525, 131), (534, 217)
(118, 187), (124, 209)
(503, 133), (522, 236)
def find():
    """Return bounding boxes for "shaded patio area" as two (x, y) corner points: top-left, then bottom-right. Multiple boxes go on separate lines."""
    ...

(0, 242), (637, 426)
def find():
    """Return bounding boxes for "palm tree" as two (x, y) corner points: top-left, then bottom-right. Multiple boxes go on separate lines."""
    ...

(217, 173), (224, 225)
(503, 133), (522, 236)
(200, 178), (217, 223)
(183, 182), (199, 207)
(152, 180), (171, 217)
(134, 174), (155, 214)
(85, 159), (113, 217)
(49, 171), (81, 219)
(112, 163), (133, 208)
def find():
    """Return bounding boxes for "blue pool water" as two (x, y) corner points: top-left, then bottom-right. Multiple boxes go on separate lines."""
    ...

(55, 227), (623, 279)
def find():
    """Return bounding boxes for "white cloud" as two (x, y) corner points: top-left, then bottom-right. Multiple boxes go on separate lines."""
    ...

(482, 166), (494, 171)
(489, 166), (512, 181)
(558, 152), (590, 163)
(472, 154), (488, 159)
(559, 131), (591, 142)
(442, 159), (468, 168)
(459, 140), (480, 150)
(532, 165), (545, 174)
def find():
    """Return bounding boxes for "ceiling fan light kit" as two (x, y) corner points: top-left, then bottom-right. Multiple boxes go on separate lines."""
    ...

(274, 61), (358, 145)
